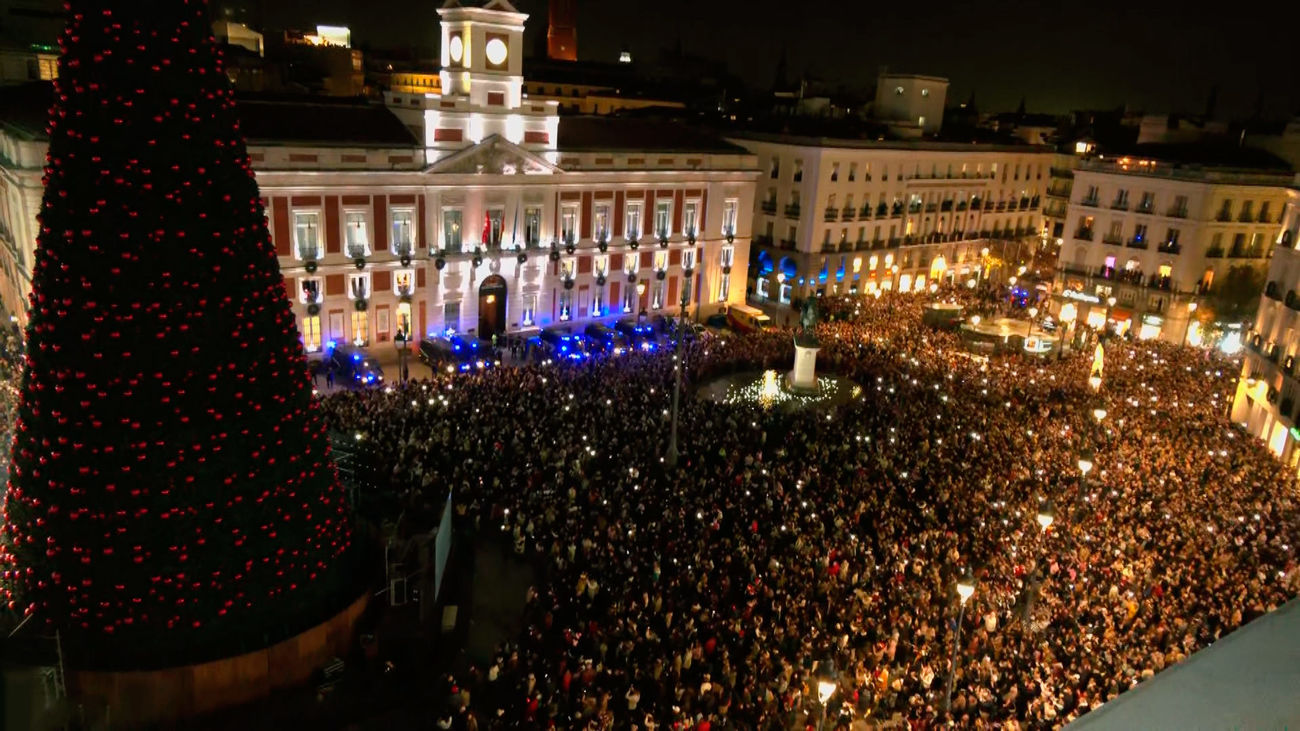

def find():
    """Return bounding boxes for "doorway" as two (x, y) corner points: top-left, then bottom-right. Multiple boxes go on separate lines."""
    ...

(478, 274), (507, 337)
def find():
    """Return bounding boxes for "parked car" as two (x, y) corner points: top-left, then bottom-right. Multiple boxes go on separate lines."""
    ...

(325, 344), (384, 387)
(419, 335), (495, 372)
(539, 328), (588, 361)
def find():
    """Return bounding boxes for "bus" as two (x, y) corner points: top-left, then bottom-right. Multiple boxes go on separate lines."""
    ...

(726, 304), (773, 334)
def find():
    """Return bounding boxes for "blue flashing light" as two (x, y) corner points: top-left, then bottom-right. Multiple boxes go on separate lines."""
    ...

(352, 353), (361, 362)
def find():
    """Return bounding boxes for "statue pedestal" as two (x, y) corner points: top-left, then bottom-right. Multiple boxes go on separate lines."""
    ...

(787, 337), (821, 395)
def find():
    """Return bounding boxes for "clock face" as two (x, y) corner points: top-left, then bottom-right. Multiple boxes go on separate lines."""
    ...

(448, 35), (464, 64)
(485, 37), (508, 65)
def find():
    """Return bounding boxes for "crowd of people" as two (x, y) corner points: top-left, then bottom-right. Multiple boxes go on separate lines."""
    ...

(318, 290), (1300, 730)
(0, 320), (24, 485)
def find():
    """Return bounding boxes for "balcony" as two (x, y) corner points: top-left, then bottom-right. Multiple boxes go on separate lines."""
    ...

(890, 205), (904, 217)
(841, 207), (856, 221)
(995, 201), (1008, 212)
(820, 242), (837, 252)
(760, 199), (777, 214)
(1166, 207), (1188, 218)
(908, 204), (922, 215)
(1205, 247), (1224, 258)
(969, 197), (982, 209)
(1110, 201), (1129, 211)
(346, 243), (368, 259)
(1080, 197), (1099, 208)
(1238, 213), (1255, 223)
(297, 245), (322, 262)
(859, 205), (872, 219)
(1136, 202), (1154, 214)
(1126, 238), (1149, 250)
(778, 238), (797, 251)
(1156, 241), (1182, 255)
(925, 203), (937, 213)
(823, 208), (838, 222)
(1102, 234), (1124, 245)
(753, 234), (773, 247)
(1229, 247), (1265, 259)
(940, 200), (953, 212)
(784, 204), (801, 218)
(956, 202), (968, 212)
(876, 204), (889, 217)
(1030, 195), (1041, 208)
(1074, 229), (1095, 242)
(1215, 212), (1231, 222)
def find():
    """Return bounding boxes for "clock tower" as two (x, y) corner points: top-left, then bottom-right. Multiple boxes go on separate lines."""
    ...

(399, 0), (558, 162)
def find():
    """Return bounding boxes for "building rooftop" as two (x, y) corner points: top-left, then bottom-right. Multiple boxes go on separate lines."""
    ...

(1101, 142), (1293, 172)
(0, 81), (51, 140)
(557, 116), (749, 154)
(727, 128), (1045, 153)
(234, 95), (419, 147)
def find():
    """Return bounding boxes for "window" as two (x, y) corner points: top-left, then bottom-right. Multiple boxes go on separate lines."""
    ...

(683, 200), (699, 238)
(525, 206), (542, 246)
(350, 310), (369, 346)
(443, 208), (463, 252)
(918, 116), (926, 127)
(521, 294), (537, 327)
(624, 202), (640, 241)
(1107, 220), (1123, 240)
(345, 211), (369, 257)
(652, 281), (664, 310)
(591, 287), (603, 316)
(830, 163), (840, 182)
(1239, 201), (1254, 222)
(1166, 228), (1180, 245)
(294, 211), (320, 259)
(443, 301), (460, 333)
(1172, 195), (1188, 215)
(682, 248), (696, 271)
(1113, 189), (1129, 208)
(394, 269), (415, 296)
(348, 273), (370, 300)
(769, 158), (780, 179)
(848, 163), (857, 182)
(594, 203), (611, 242)
(624, 284), (637, 312)
(722, 199), (739, 235)
(718, 268), (731, 301)
(1133, 224), (1147, 242)
(395, 302), (412, 340)
(721, 245), (734, 268)
(1259, 201), (1271, 222)
(300, 277), (321, 303)
(793, 161), (803, 182)
(560, 257), (577, 279)
(653, 250), (668, 272)
(558, 290), (573, 321)
(1138, 192), (1154, 212)
(1218, 199), (1233, 220)
(486, 208), (504, 247)
(655, 200), (671, 239)
(391, 209), (415, 254)
(302, 314), (322, 353)
(594, 254), (609, 275)
(756, 277), (769, 299)
(561, 205), (578, 244)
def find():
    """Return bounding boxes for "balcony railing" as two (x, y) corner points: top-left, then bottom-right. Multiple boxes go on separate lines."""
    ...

(784, 204), (801, 218)
(778, 238), (797, 251)
(1167, 207), (1188, 218)
(753, 234), (773, 247)
(1102, 234), (1124, 245)
(1215, 212), (1231, 222)
(1074, 228), (1094, 241)
(1205, 247), (1224, 258)
(760, 199), (777, 214)
(1156, 241), (1181, 255)
(1136, 202), (1153, 213)
(1080, 197), (1099, 207)
(841, 207), (856, 221)
(297, 245), (321, 261)
(1238, 212), (1255, 223)
(1110, 201), (1129, 211)
(859, 205), (872, 219)
(1126, 238), (1149, 249)
(346, 243), (368, 259)
(823, 208), (839, 222)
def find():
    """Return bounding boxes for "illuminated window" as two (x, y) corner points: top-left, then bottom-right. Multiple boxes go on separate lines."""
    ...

(293, 211), (320, 259)
(682, 249), (696, 271)
(558, 291), (573, 321)
(683, 200), (699, 237)
(525, 206), (542, 246)
(594, 203), (611, 242)
(348, 273), (370, 300)
(594, 254), (609, 275)
(394, 269), (415, 296)
(522, 294), (537, 326)
(623, 286), (636, 313)
(561, 205), (578, 244)
(653, 251), (668, 271)
(344, 211), (369, 257)
(655, 200), (671, 238)
(652, 282), (664, 309)
(443, 208), (463, 252)
(302, 315), (321, 352)
(443, 301), (460, 333)
(486, 208), (504, 247)
(300, 277), (321, 303)
(350, 310), (369, 346)
(722, 199), (739, 235)
(391, 209), (415, 253)
(561, 257), (576, 279)
(395, 302), (412, 339)
(721, 245), (734, 268)
(718, 272), (730, 302)
(624, 202), (640, 241)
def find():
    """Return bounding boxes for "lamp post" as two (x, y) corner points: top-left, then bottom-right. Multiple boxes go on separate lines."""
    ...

(395, 330), (409, 384)
(1026, 306), (1038, 340)
(942, 569), (977, 717)
(665, 269), (693, 468)
(1182, 301), (1199, 346)
(1104, 296), (1117, 336)
(1078, 448), (1095, 496)
(814, 657), (838, 731)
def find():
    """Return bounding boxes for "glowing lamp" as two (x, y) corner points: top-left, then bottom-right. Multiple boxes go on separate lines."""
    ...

(956, 570), (976, 604)
(1092, 407), (1107, 422)
(1036, 501), (1055, 532)
(817, 680), (836, 704)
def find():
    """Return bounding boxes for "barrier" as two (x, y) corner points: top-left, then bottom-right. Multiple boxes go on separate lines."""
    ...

(67, 590), (369, 727)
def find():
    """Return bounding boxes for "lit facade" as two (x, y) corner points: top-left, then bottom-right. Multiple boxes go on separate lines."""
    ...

(0, 0), (758, 354)
(732, 134), (1051, 307)
(1051, 155), (1291, 343)
(1233, 187), (1300, 467)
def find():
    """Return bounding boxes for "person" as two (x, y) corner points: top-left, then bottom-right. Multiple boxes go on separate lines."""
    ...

(325, 362), (335, 389)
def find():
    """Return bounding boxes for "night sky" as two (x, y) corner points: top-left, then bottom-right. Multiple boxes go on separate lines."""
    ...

(240, 0), (1296, 118)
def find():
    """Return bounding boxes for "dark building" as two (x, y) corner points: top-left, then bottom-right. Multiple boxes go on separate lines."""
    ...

(547, 0), (577, 62)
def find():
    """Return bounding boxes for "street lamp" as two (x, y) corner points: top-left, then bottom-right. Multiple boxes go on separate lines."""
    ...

(665, 270), (693, 468)
(943, 569), (977, 716)
(1036, 500), (1055, 532)
(1182, 302), (1199, 346)
(1026, 306), (1038, 340)
(970, 315), (981, 326)
(814, 658), (838, 731)
(395, 330), (410, 384)
(1092, 407), (1107, 423)
(1078, 448), (1095, 494)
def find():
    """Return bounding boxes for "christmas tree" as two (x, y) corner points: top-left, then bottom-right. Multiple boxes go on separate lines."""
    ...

(0, 0), (354, 664)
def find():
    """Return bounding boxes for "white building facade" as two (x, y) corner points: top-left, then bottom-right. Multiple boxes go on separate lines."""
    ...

(732, 133), (1051, 307)
(1233, 187), (1300, 467)
(0, 0), (759, 353)
(1051, 155), (1292, 344)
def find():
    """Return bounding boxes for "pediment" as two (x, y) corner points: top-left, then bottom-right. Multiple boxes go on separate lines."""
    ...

(428, 135), (560, 176)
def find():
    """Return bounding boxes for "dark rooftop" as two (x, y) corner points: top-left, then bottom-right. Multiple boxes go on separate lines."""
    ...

(1105, 142), (1293, 171)
(557, 116), (749, 154)
(235, 95), (419, 148)
(0, 84), (419, 148)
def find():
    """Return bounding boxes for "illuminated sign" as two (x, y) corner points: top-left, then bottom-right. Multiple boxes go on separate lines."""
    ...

(1062, 290), (1101, 304)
